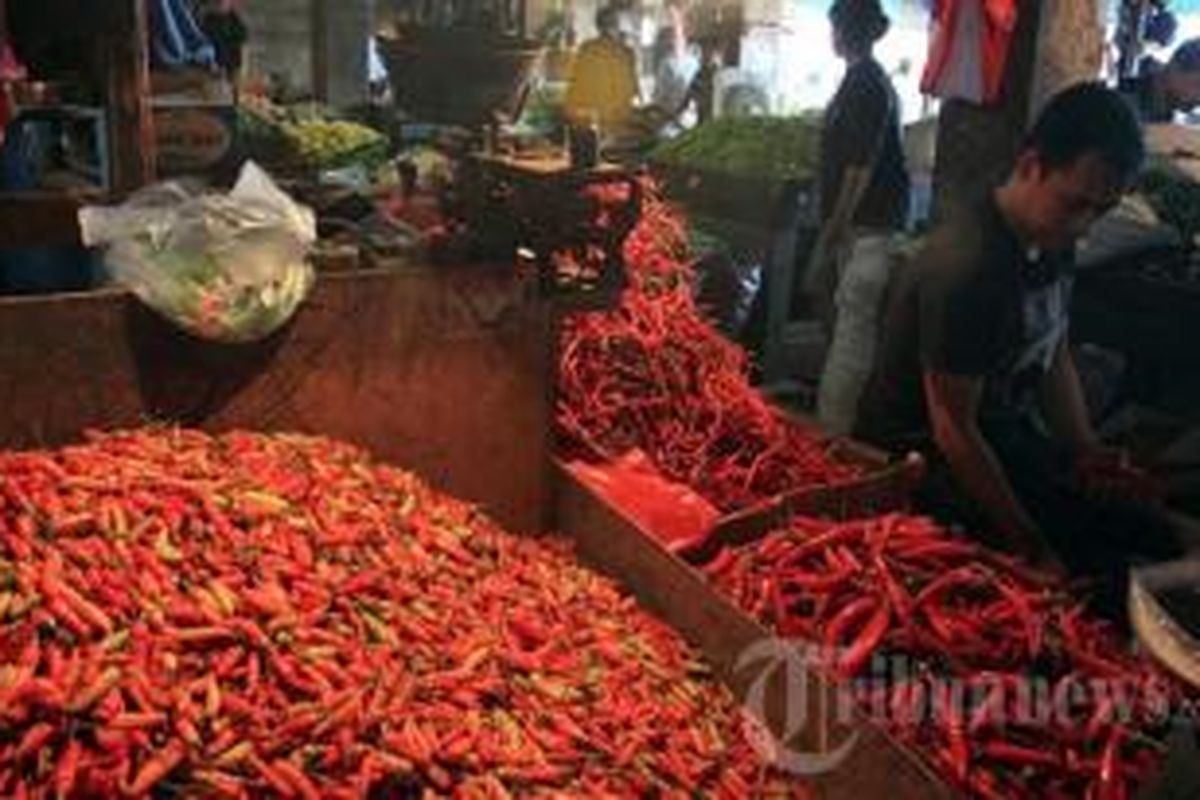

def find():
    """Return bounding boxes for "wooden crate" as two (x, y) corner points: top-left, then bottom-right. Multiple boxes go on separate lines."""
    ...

(554, 463), (952, 799)
(0, 267), (553, 533)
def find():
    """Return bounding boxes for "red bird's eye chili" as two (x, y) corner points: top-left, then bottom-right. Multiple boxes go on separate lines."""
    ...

(0, 428), (810, 798)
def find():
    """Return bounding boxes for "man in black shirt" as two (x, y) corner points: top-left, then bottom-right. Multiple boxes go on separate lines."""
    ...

(816, 5), (909, 238)
(807, 0), (910, 435)
(859, 83), (1181, 612)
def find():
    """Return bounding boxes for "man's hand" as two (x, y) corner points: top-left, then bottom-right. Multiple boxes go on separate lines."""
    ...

(1041, 338), (1099, 451)
(802, 227), (840, 327)
(1073, 446), (1165, 504)
(1007, 524), (1068, 579)
(803, 166), (872, 327)
(924, 370), (1056, 562)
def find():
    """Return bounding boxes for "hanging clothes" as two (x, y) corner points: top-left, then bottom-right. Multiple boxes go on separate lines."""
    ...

(148, 0), (216, 70)
(0, 41), (23, 144)
(921, 0), (1019, 105)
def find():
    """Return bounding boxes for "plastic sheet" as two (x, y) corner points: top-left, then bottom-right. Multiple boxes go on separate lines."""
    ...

(566, 450), (721, 552)
(80, 162), (316, 343)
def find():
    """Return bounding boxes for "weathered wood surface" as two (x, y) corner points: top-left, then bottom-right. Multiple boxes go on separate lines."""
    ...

(0, 268), (553, 532)
(554, 464), (954, 800)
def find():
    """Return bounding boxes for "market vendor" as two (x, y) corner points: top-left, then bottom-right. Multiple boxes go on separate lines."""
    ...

(1120, 38), (1200, 123)
(648, 0), (696, 121)
(858, 83), (1182, 615)
(674, 34), (724, 127)
(563, 6), (640, 133)
(807, 0), (910, 435)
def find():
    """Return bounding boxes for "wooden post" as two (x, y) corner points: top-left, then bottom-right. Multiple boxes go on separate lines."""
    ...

(311, 0), (371, 106)
(104, 0), (156, 193)
(312, 0), (330, 102)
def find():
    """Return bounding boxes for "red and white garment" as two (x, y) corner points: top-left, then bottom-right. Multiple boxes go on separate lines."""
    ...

(921, 0), (1019, 105)
(0, 41), (25, 144)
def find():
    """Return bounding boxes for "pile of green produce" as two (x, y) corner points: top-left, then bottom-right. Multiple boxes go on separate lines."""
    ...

(236, 98), (294, 167)
(650, 114), (823, 182)
(283, 119), (388, 172)
(238, 99), (388, 174)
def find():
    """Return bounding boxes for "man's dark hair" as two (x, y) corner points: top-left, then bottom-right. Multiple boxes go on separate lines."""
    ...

(1170, 38), (1200, 72)
(829, 0), (889, 54)
(595, 6), (620, 33)
(1025, 82), (1144, 183)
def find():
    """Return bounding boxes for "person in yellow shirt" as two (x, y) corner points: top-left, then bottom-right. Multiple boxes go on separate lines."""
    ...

(564, 6), (640, 132)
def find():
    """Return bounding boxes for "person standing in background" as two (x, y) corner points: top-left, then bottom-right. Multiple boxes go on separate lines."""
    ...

(564, 6), (640, 132)
(199, 0), (248, 86)
(649, 0), (696, 122)
(806, 0), (910, 435)
(1119, 38), (1200, 123)
(676, 33), (724, 126)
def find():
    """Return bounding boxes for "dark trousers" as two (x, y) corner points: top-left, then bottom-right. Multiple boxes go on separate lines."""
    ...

(913, 418), (1183, 620)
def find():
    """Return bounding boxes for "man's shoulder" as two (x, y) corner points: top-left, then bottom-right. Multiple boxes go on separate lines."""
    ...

(841, 60), (890, 99)
(916, 201), (996, 280)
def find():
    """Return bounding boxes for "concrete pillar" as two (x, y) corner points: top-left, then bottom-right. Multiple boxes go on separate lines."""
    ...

(242, 0), (314, 97)
(312, 0), (373, 107)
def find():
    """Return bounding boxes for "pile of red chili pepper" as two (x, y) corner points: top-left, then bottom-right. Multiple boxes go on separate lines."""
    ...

(706, 512), (1183, 799)
(557, 184), (862, 511)
(0, 428), (809, 798)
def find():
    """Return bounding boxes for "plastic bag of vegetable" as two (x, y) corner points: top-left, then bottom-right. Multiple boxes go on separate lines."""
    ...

(79, 162), (316, 343)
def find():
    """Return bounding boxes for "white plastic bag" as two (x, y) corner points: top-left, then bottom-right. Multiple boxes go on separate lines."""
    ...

(80, 162), (316, 343)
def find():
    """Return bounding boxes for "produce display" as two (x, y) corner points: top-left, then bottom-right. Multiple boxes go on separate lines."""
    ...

(238, 99), (388, 174)
(704, 513), (1183, 799)
(649, 115), (823, 182)
(236, 101), (293, 168)
(0, 429), (805, 798)
(284, 120), (388, 173)
(553, 179), (1195, 797)
(557, 184), (864, 512)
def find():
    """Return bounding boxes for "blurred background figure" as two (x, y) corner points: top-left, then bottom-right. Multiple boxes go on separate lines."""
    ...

(808, 0), (910, 435)
(563, 5), (640, 132)
(198, 0), (248, 85)
(1121, 37), (1200, 123)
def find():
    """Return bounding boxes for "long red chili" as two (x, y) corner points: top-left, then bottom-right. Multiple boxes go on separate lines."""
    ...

(704, 511), (1186, 798)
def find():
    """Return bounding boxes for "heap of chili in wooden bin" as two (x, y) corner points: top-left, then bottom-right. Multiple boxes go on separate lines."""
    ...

(0, 428), (810, 798)
(706, 512), (1188, 800)
(559, 183), (1193, 799)
(557, 184), (862, 513)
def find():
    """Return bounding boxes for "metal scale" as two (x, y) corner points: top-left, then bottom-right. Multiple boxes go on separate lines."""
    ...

(446, 149), (641, 309)
(376, 9), (642, 309)
(1127, 559), (1200, 798)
